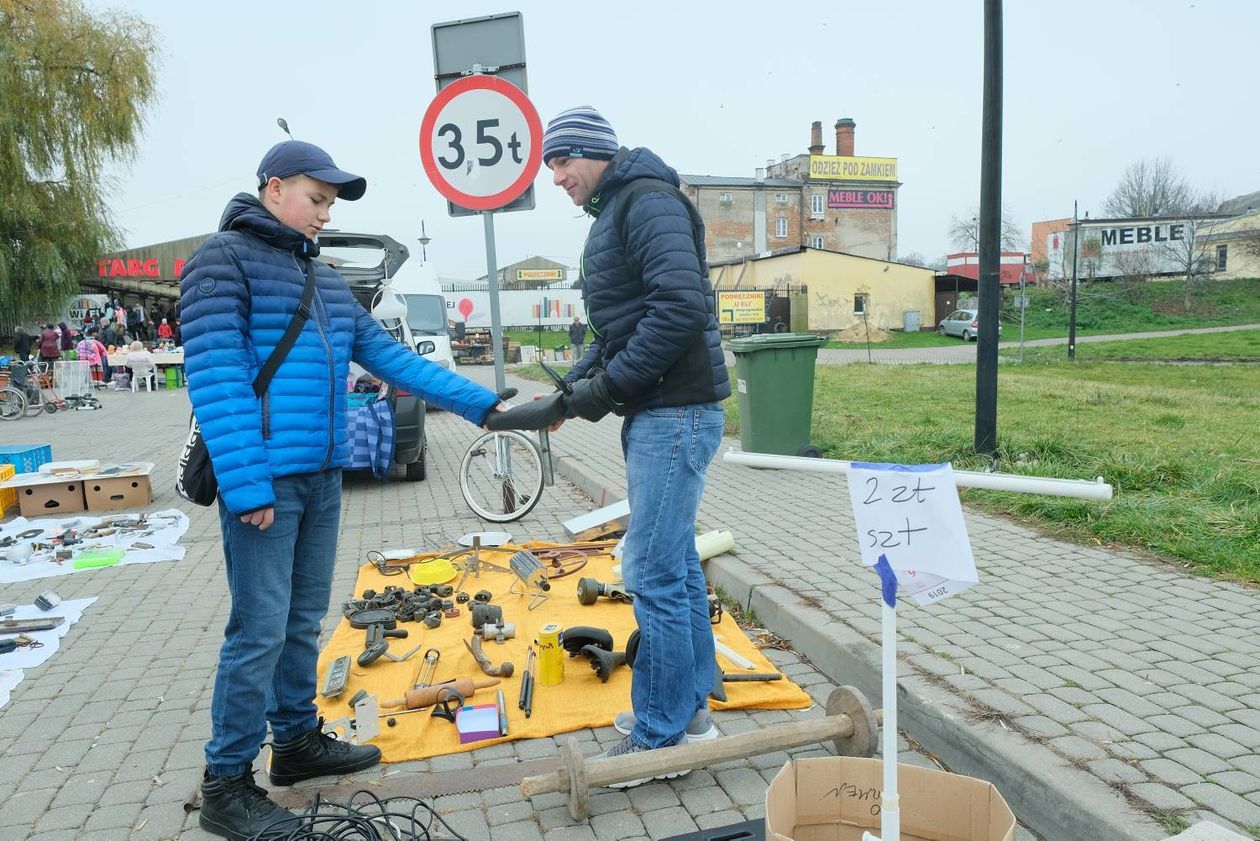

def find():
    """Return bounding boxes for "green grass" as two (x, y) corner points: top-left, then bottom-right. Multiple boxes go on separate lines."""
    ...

(822, 277), (1260, 347)
(794, 350), (1260, 583)
(517, 331), (1260, 583)
(1004, 329), (1260, 363)
(504, 329), (572, 351)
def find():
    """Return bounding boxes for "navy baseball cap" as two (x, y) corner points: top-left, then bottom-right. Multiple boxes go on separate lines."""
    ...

(256, 140), (367, 201)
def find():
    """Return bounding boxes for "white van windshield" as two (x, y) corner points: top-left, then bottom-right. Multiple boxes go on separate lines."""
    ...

(405, 294), (447, 335)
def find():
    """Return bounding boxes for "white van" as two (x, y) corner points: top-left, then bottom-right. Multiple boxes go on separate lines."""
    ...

(392, 262), (457, 373)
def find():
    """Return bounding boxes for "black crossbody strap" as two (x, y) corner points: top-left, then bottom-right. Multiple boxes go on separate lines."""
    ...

(252, 260), (316, 396)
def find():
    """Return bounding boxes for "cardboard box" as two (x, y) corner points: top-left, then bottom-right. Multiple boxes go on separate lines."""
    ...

(766, 757), (1014, 841)
(84, 475), (153, 512)
(17, 481), (87, 518)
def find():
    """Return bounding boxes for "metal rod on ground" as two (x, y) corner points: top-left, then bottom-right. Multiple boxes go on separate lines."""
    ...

(723, 450), (1113, 500)
(519, 686), (880, 820)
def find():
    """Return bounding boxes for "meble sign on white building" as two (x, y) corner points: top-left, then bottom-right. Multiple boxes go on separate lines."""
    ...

(1046, 220), (1194, 279)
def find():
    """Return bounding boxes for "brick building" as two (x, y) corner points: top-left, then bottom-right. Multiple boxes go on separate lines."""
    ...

(680, 118), (900, 264)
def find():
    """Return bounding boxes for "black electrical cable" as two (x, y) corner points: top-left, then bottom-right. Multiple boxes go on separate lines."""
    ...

(249, 789), (468, 841)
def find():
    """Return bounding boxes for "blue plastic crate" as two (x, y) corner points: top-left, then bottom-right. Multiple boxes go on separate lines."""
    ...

(0, 444), (52, 474)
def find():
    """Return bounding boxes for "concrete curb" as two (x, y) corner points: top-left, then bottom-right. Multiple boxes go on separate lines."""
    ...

(550, 452), (1168, 841)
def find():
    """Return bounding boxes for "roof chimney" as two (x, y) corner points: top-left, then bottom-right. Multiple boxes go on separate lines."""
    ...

(754, 167), (765, 182)
(780, 153), (790, 164)
(809, 120), (824, 155)
(766, 158), (776, 169)
(835, 118), (856, 157)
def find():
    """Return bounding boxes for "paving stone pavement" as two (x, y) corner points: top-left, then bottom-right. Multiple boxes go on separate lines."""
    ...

(5, 356), (1257, 839)
(0, 379), (1045, 841)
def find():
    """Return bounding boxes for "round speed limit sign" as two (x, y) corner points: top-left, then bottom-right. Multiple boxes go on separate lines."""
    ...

(419, 75), (543, 211)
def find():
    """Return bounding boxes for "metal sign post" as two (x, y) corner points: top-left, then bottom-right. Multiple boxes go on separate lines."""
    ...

(422, 18), (541, 394)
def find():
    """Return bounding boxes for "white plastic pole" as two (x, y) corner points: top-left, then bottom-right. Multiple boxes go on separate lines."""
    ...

(861, 602), (901, 841)
(722, 449), (1112, 500)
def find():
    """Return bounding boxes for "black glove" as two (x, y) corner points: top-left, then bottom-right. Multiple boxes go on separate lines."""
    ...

(482, 392), (568, 431)
(564, 372), (621, 422)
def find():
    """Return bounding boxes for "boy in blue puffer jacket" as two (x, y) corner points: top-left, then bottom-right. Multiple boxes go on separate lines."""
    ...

(181, 139), (502, 841)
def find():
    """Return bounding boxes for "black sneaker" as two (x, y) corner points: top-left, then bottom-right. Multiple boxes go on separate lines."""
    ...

(268, 718), (381, 786)
(199, 769), (297, 841)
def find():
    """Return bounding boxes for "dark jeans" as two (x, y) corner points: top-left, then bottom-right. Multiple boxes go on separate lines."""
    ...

(205, 470), (342, 776)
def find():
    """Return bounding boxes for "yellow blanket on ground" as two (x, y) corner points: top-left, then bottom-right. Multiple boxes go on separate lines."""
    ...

(315, 543), (812, 762)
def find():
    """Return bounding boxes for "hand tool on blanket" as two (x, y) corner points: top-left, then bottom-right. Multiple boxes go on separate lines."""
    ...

(465, 636), (514, 678)
(381, 677), (501, 711)
(1, 615), (64, 633)
(518, 646), (536, 715)
(520, 685), (880, 820)
(358, 623), (416, 666)
(575, 577), (633, 605)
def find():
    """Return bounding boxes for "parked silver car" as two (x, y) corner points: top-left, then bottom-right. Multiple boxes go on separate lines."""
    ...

(937, 308), (1000, 341)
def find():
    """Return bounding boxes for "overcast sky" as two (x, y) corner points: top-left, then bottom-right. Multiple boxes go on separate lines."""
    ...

(92, 0), (1258, 280)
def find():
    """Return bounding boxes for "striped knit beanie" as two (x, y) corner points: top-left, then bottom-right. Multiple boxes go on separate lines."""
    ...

(542, 106), (619, 165)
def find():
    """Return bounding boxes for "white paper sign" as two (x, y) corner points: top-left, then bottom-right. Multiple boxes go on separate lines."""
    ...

(847, 462), (978, 605)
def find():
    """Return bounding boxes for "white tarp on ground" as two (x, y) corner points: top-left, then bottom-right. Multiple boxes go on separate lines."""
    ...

(0, 597), (96, 710)
(0, 509), (189, 584)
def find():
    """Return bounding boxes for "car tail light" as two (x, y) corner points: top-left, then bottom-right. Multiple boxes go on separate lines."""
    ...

(971, 320), (979, 328)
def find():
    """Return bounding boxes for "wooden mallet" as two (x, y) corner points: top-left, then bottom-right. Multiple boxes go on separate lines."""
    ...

(520, 685), (879, 820)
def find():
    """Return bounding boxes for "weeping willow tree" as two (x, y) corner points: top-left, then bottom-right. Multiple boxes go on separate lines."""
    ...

(0, 0), (158, 324)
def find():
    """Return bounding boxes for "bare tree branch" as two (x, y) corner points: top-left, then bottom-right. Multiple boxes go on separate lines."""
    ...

(1103, 158), (1197, 218)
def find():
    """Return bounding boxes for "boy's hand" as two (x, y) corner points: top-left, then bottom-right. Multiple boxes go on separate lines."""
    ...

(534, 393), (565, 432)
(481, 402), (509, 431)
(240, 507), (275, 531)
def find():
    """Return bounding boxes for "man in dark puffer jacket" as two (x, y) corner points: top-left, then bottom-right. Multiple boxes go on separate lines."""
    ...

(543, 107), (731, 783)
(181, 140), (502, 840)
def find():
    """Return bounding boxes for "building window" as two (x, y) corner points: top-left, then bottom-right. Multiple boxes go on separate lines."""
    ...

(775, 193), (788, 205)
(810, 194), (825, 218)
(1216, 244), (1228, 271)
(718, 191), (732, 204)
(775, 217), (788, 238)
(810, 235), (825, 249)
(854, 293), (868, 315)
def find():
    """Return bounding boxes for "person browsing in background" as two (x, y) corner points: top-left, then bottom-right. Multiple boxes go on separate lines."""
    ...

(38, 324), (60, 364)
(157, 318), (173, 341)
(179, 138), (505, 841)
(12, 326), (33, 361)
(568, 314), (587, 360)
(541, 107), (731, 782)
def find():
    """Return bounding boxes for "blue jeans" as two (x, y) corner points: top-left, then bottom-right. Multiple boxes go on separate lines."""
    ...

(205, 470), (342, 776)
(620, 403), (725, 748)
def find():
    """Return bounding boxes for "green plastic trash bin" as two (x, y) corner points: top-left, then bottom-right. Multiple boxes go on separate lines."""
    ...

(726, 333), (827, 457)
(164, 367), (179, 389)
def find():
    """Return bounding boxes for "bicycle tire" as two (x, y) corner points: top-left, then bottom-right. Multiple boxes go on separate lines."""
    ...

(459, 429), (545, 523)
(0, 386), (26, 420)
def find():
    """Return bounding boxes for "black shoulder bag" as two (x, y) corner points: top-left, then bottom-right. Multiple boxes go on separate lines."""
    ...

(176, 263), (317, 507)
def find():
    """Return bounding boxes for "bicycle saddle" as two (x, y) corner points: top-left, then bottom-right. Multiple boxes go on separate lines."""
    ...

(483, 391), (568, 431)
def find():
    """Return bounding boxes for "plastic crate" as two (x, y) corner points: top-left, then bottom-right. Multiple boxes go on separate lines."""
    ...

(0, 463), (14, 513)
(0, 444), (53, 474)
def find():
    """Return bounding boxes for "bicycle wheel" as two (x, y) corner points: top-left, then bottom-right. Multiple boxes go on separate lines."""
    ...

(0, 387), (26, 420)
(459, 429), (545, 523)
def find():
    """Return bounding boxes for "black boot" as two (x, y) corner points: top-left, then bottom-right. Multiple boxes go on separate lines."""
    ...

(268, 718), (381, 786)
(199, 769), (296, 841)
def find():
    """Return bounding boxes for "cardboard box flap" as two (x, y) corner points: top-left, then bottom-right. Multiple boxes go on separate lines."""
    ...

(767, 757), (1015, 841)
